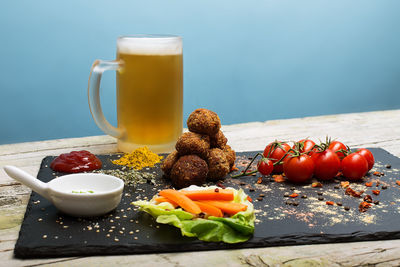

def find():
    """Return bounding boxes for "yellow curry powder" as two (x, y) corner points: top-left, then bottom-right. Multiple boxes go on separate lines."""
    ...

(112, 146), (163, 170)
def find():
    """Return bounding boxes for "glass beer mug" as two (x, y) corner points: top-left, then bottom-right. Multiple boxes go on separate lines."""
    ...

(88, 35), (183, 153)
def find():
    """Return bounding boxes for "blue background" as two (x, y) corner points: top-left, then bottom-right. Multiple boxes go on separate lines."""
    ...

(1, 1), (400, 145)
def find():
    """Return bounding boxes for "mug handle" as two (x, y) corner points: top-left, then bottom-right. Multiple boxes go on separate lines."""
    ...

(88, 60), (123, 138)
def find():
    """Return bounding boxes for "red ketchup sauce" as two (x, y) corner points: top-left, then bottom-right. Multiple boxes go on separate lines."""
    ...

(50, 150), (102, 173)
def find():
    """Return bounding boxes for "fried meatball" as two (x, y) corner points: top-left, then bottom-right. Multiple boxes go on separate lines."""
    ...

(170, 155), (208, 189)
(161, 150), (179, 176)
(210, 130), (228, 149)
(187, 108), (221, 136)
(206, 148), (230, 181)
(224, 145), (236, 169)
(175, 132), (210, 159)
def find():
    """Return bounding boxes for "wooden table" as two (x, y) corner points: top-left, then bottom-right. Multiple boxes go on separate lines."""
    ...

(2, 109), (400, 266)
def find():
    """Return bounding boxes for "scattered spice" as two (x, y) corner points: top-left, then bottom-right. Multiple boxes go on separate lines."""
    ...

(318, 197), (324, 201)
(326, 201), (334, 206)
(372, 190), (380, 195)
(363, 195), (372, 203)
(290, 187), (296, 191)
(257, 197), (263, 201)
(382, 185), (388, 190)
(301, 195), (307, 199)
(341, 181), (350, 188)
(284, 192), (290, 197)
(216, 182), (226, 189)
(112, 146), (163, 170)
(344, 206), (350, 211)
(274, 175), (285, 183)
(257, 177), (263, 184)
(396, 181), (400, 186)
(289, 193), (298, 198)
(312, 182), (323, 188)
(336, 202), (342, 206)
(94, 169), (156, 186)
(374, 200), (380, 205)
(365, 182), (373, 187)
(334, 185), (340, 189)
(317, 192), (323, 196)
(385, 164), (391, 169)
(345, 187), (363, 198)
(359, 201), (372, 212)
(373, 171), (384, 177)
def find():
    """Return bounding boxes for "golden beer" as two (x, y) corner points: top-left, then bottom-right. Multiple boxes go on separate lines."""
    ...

(116, 36), (183, 152)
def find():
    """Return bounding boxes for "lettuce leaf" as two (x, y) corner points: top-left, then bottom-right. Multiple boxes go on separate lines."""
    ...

(132, 187), (255, 243)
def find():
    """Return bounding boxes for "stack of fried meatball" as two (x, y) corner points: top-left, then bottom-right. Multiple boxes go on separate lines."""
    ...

(161, 108), (236, 189)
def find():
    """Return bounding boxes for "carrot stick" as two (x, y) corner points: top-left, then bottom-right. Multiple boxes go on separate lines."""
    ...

(193, 201), (223, 217)
(198, 200), (247, 215)
(154, 196), (178, 208)
(159, 189), (201, 214)
(181, 189), (234, 201)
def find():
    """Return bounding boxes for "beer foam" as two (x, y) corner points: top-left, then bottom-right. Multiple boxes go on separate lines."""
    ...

(117, 35), (182, 55)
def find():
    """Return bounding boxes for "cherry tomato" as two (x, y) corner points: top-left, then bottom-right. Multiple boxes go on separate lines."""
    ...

(283, 154), (315, 183)
(311, 149), (340, 180)
(294, 139), (316, 154)
(328, 141), (348, 159)
(257, 158), (273, 176)
(263, 142), (291, 173)
(341, 153), (369, 181)
(356, 148), (374, 170)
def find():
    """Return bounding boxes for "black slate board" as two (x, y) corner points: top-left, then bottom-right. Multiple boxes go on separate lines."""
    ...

(14, 148), (400, 258)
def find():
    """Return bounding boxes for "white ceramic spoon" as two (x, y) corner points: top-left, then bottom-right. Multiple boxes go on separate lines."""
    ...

(4, 165), (124, 217)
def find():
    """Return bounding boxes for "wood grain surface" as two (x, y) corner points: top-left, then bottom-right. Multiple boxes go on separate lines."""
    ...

(1, 109), (400, 266)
